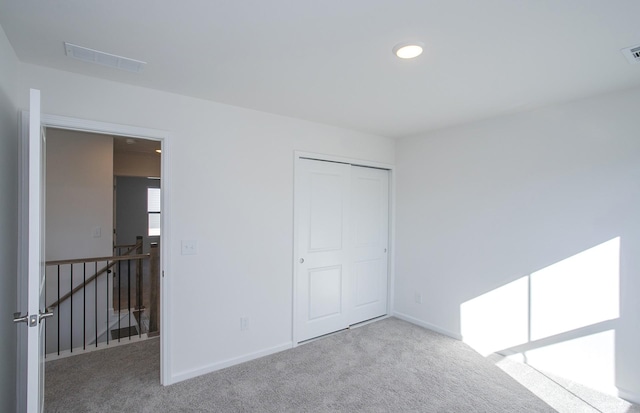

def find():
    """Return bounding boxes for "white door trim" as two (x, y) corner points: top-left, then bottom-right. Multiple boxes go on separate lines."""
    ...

(292, 151), (395, 345)
(34, 113), (172, 385)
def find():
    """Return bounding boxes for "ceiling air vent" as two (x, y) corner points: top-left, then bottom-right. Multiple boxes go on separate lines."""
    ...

(621, 44), (640, 65)
(64, 42), (146, 73)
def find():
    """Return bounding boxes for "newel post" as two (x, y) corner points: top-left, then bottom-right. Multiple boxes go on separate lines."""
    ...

(149, 242), (160, 336)
(136, 235), (143, 311)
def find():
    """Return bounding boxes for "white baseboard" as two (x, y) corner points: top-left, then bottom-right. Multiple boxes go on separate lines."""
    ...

(618, 387), (640, 405)
(170, 341), (293, 384)
(392, 311), (462, 341)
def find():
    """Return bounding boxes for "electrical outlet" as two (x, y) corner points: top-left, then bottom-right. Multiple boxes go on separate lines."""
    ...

(240, 317), (249, 331)
(415, 292), (423, 304)
(181, 240), (197, 255)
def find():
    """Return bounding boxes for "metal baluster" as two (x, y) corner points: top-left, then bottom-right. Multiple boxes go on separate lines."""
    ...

(94, 261), (98, 348)
(136, 236), (143, 338)
(106, 260), (109, 346)
(139, 255), (142, 339)
(70, 264), (73, 353)
(139, 273), (143, 340)
(128, 259), (131, 340)
(118, 259), (121, 342)
(83, 263), (86, 350)
(57, 265), (60, 356)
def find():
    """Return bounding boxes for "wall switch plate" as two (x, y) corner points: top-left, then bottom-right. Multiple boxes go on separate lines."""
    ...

(181, 240), (197, 255)
(92, 226), (101, 238)
(415, 292), (423, 304)
(240, 317), (249, 331)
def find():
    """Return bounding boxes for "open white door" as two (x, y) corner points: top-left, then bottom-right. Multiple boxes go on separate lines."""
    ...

(14, 89), (52, 413)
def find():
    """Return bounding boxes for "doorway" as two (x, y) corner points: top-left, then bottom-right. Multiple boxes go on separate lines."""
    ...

(294, 155), (391, 343)
(44, 128), (163, 358)
(37, 114), (171, 387)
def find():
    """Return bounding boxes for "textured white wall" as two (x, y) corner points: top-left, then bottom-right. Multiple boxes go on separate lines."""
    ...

(18, 62), (395, 383)
(0, 24), (19, 413)
(395, 87), (640, 403)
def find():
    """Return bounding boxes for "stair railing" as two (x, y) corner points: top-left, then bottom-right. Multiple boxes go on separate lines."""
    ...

(44, 237), (160, 357)
(48, 238), (141, 310)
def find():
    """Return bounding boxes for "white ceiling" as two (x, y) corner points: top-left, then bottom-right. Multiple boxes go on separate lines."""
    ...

(1, 1), (639, 138)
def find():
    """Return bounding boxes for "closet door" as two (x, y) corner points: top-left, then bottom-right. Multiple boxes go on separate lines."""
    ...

(296, 159), (351, 341)
(350, 166), (389, 325)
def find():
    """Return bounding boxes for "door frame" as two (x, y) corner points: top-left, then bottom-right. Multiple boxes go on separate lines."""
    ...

(292, 151), (395, 345)
(17, 113), (173, 394)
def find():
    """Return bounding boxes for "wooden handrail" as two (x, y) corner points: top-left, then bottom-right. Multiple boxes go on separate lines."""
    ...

(46, 253), (149, 309)
(114, 243), (137, 248)
(48, 236), (141, 266)
(46, 253), (149, 266)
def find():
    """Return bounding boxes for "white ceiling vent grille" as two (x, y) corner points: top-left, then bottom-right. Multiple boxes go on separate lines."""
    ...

(621, 44), (640, 65)
(64, 42), (146, 73)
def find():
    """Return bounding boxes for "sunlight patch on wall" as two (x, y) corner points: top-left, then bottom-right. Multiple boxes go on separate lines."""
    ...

(460, 237), (620, 357)
(460, 277), (528, 356)
(530, 237), (620, 340)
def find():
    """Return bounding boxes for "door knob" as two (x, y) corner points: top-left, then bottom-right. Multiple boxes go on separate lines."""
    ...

(299, 258), (305, 264)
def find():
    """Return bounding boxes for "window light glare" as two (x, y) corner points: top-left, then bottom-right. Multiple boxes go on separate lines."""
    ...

(393, 42), (424, 59)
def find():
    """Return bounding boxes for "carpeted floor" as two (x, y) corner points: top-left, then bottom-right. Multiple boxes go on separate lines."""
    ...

(43, 318), (634, 413)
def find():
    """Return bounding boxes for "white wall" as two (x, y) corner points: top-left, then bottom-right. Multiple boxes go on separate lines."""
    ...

(45, 129), (114, 354)
(394, 87), (640, 403)
(46, 128), (113, 261)
(0, 24), (19, 413)
(18, 63), (395, 383)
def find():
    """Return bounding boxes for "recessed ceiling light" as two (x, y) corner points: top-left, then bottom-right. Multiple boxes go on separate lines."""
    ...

(126, 138), (136, 145)
(393, 42), (425, 59)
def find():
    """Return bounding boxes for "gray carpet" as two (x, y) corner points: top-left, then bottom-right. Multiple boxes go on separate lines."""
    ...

(491, 355), (640, 413)
(43, 318), (594, 412)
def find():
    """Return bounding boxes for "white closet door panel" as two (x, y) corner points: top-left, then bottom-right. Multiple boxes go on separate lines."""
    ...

(296, 159), (350, 341)
(354, 259), (382, 306)
(350, 166), (389, 324)
(309, 172), (344, 251)
(308, 265), (343, 320)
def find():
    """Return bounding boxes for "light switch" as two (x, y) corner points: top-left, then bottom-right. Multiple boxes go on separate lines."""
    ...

(181, 240), (197, 255)
(92, 226), (101, 238)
